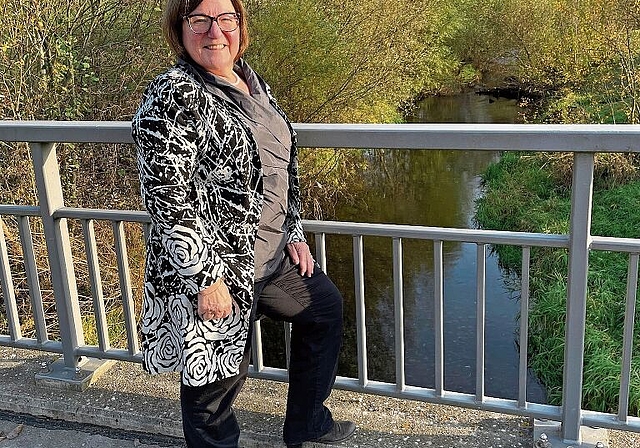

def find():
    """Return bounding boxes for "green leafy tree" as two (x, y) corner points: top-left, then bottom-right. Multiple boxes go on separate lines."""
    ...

(0, 0), (167, 121)
(245, 0), (458, 123)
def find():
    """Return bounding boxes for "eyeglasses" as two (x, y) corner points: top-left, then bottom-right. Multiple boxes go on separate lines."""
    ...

(184, 12), (240, 34)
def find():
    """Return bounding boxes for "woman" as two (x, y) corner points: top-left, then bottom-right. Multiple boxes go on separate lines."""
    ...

(131, 0), (356, 447)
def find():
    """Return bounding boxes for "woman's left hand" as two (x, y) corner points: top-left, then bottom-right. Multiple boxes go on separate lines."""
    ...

(286, 241), (315, 277)
(197, 279), (233, 321)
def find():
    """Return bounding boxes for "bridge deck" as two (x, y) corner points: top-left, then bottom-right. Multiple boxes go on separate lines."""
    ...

(0, 347), (539, 447)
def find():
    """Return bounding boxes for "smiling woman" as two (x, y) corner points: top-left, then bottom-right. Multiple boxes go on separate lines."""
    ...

(131, 0), (355, 447)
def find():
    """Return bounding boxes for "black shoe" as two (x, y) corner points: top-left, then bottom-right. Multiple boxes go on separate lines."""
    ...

(287, 420), (356, 448)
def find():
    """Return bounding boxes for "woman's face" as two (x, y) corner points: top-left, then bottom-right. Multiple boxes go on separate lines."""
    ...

(182, 0), (240, 76)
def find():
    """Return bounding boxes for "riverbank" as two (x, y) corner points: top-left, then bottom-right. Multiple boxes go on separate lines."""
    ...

(475, 151), (640, 414)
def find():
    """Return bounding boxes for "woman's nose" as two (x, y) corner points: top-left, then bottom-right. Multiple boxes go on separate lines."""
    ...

(207, 21), (224, 38)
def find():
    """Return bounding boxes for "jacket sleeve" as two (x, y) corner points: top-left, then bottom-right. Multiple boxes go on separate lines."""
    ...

(132, 75), (226, 296)
(285, 133), (307, 244)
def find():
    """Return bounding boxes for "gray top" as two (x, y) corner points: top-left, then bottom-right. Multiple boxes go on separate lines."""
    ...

(192, 60), (292, 281)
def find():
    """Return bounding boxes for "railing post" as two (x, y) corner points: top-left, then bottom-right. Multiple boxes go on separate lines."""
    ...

(561, 151), (594, 444)
(0, 217), (21, 340)
(29, 143), (84, 368)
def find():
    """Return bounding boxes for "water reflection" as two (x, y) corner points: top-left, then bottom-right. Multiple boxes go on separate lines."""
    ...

(261, 91), (547, 402)
(411, 90), (524, 124)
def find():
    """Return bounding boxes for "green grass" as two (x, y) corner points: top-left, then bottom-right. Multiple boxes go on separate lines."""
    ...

(476, 152), (640, 415)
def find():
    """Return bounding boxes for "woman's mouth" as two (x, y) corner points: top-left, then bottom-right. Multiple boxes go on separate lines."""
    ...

(205, 44), (226, 50)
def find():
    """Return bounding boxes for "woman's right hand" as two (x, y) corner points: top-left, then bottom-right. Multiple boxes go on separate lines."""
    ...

(197, 279), (233, 321)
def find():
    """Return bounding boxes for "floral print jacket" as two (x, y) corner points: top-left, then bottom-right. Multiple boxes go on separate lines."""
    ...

(131, 60), (305, 386)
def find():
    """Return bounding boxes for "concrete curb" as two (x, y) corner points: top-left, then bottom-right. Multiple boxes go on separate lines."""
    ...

(0, 391), (184, 438)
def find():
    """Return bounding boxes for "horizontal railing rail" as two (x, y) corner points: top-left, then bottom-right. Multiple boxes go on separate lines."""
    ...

(2, 121), (640, 446)
(2, 120), (640, 151)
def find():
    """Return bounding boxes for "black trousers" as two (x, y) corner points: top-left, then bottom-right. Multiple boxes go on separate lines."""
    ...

(180, 255), (344, 447)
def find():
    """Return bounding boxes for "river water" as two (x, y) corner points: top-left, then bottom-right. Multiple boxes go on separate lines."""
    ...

(262, 90), (546, 402)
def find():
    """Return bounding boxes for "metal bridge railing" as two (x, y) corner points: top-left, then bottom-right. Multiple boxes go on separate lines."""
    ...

(2, 121), (640, 445)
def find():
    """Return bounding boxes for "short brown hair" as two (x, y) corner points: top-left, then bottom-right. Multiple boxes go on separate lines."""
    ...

(162, 0), (249, 61)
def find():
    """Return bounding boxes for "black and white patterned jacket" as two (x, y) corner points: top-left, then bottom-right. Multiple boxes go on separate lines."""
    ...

(132, 60), (305, 386)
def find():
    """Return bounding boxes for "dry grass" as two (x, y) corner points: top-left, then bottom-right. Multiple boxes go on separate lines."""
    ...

(539, 152), (640, 190)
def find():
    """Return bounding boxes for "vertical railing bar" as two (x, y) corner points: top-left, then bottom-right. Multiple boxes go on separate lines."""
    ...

(251, 319), (264, 373)
(392, 237), (405, 392)
(30, 142), (84, 368)
(353, 235), (368, 387)
(0, 217), (21, 340)
(518, 246), (531, 408)
(315, 232), (327, 273)
(18, 216), (47, 342)
(82, 219), (110, 352)
(476, 243), (486, 403)
(284, 322), (292, 370)
(562, 152), (595, 444)
(112, 221), (139, 355)
(618, 253), (639, 422)
(434, 240), (444, 397)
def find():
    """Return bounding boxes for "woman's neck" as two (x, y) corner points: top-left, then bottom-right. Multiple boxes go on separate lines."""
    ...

(218, 71), (240, 86)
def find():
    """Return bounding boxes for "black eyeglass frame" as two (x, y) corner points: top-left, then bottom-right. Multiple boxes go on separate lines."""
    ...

(183, 12), (240, 34)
